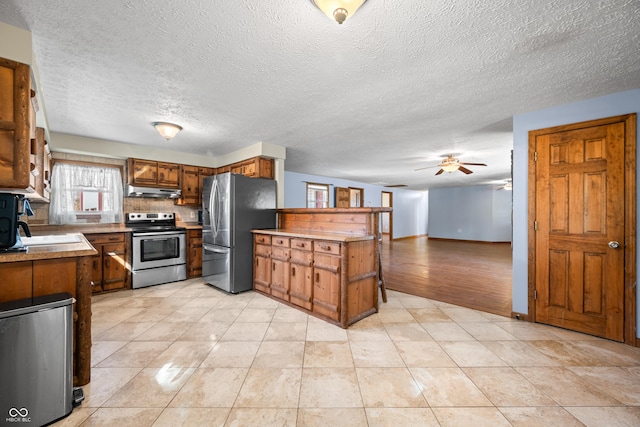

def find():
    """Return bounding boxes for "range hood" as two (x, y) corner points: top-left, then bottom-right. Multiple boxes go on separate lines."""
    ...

(126, 185), (181, 198)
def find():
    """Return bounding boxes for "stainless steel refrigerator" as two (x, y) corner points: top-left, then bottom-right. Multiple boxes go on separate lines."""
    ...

(202, 172), (276, 293)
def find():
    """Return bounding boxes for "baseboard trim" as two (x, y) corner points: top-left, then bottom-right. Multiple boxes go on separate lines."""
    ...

(511, 311), (530, 321)
(428, 237), (512, 244)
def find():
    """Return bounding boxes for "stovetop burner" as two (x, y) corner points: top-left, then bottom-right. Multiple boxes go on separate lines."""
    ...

(125, 212), (185, 233)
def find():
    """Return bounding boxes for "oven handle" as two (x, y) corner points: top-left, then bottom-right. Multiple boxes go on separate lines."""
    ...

(203, 243), (229, 254)
(133, 231), (186, 237)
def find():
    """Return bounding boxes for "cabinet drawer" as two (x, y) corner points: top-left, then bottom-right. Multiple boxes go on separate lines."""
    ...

(271, 246), (290, 260)
(85, 233), (126, 245)
(272, 236), (290, 247)
(254, 234), (271, 245)
(255, 244), (271, 257)
(290, 249), (313, 266)
(314, 240), (341, 255)
(291, 238), (312, 251)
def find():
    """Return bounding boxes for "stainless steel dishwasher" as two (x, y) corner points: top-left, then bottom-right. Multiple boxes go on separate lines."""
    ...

(0, 293), (83, 426)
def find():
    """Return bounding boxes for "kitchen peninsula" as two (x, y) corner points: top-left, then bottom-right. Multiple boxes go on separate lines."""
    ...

(0, 234), (97, 386)
(252, 207), (391, 328)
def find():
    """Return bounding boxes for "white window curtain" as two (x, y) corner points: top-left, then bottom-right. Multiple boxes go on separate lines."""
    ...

(49, 162), (124, 224)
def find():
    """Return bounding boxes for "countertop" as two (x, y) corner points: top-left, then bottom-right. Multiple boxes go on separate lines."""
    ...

(252, 229), (375, 242)
(0, 233), (97, 263)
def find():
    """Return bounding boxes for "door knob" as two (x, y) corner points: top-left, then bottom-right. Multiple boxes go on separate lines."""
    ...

(608, 241), (621, 249)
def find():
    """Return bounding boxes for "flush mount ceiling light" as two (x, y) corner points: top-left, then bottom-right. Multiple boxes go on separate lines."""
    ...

(152, 122), (182, 140)
(311, 0), (368, 24)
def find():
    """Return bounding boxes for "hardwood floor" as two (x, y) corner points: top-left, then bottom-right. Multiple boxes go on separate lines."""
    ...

(381, 237), (513, 317)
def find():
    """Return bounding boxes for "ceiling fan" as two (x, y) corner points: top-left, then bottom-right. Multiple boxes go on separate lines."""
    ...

(415, 154), (487, 175)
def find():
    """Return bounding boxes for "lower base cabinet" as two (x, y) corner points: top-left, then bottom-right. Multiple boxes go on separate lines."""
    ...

(252, 233), (378, 327)
(187, 229), (203, 278)
(85, 233), (128, 293)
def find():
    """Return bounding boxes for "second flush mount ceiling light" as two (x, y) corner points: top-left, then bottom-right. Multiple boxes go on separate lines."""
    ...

(311, 0), (368, 24)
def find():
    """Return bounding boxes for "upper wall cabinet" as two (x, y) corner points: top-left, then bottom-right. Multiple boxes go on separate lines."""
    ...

(0, 58), (33, 191)
(127, 158), (181, 189)
(228, 157), (274, 179)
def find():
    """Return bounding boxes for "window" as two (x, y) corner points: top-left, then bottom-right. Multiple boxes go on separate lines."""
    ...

(49, 161), (124, 224)
(306, 183), (329, 208)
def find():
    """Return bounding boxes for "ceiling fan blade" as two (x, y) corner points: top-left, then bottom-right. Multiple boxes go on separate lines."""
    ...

(414, 165), (437, 171)
(458, 166), (473, 174)
(435, 169), (445, 176)
(460, 162), (487, 166)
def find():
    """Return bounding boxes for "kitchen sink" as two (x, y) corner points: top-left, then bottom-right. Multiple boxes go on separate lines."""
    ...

(21, 234), (83, 246)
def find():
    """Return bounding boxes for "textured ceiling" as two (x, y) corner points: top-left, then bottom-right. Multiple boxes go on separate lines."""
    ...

(1, 0), (639, 190)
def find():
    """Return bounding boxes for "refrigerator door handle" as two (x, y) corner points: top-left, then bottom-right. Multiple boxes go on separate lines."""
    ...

(209, 179), (218, 237)
(203, 243), (230, 254)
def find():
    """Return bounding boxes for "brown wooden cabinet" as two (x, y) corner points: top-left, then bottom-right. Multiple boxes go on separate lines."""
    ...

(127, 158), (181, 188)
(187, 229), (203, 278)
(270, 237), (291, 301)
(228, 157), (274, 179)
(176, 165), (199, 206)
(253, 231), (378, 327)
(289, 238), (313, 310)
(85, 233), (128, 293)
(0, 58), (36, 192)
(312, 241), (342, 321)
(253, 234), (272, 294)
(23, 127), (52, 202)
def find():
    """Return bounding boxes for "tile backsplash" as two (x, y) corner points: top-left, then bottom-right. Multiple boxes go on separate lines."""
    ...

(27, 152), (199, 225)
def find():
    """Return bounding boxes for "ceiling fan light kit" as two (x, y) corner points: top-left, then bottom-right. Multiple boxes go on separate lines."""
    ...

(311, 0), (368, 24)
(416, 154), (488, 176)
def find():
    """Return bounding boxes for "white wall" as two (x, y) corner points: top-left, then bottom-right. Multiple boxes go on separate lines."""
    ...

(428, 185), (512, 242)
(512, 88), (640, 337)
(284, 171), (428, 239)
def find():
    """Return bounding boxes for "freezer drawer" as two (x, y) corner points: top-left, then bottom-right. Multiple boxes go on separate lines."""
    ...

(0, 293), (74, 426)
(202, 244), (231, 293)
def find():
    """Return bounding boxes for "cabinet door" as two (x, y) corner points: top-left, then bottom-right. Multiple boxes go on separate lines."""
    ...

(33, 258), (77, 297)
(312, 253), (341, 320)
(258, 157), (274, 179)
(0, 261), (33, 302)
(187, 229), (203, 278)
(0, 58), (31, 190)
(177, 165), (199, 206)
(231, 162), (243, 175)
(90, 244), (104, 293)
(157, 162), (180, 188)
(290, 249), (313, 310)
(102, 243), (127, 291)
(254, 243), (271, 294)
(128, 158), (157, 186)
(242, 160), (257, 177)
(198, 167), (215, 206)
(271, 247), (290, 301)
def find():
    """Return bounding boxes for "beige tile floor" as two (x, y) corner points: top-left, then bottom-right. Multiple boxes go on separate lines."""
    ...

(55, 278), (640, 427)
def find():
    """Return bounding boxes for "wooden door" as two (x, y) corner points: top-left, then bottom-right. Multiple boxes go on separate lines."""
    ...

(335, 187), (350, 208)
(90, 244), (104, 293)
(290, 249), (313, 310)
(313, 253), (341, 321)
(271, 252), (290, 301)
(530, 115), (635, 342)
(253, 243), (271, 294)
(102, 243), (127, 291)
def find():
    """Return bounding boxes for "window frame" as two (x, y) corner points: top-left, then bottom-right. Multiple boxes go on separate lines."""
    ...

(306, 182), (330, 208)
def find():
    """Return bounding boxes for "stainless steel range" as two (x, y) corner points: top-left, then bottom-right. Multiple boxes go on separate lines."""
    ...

(126, 212), (187, 289)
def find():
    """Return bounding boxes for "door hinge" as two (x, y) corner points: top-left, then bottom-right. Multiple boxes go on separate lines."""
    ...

(534, 290), (537, 300)
(534, 221), (538, 231)
(534, 151), (538, 162)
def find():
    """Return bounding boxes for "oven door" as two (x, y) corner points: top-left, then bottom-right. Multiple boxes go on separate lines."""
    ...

(132, 231), (186, 270)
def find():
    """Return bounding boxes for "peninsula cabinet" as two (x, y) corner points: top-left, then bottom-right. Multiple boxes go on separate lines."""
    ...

(252, 231), (378, 327)
(85, 232), (129, 293)
(127, 158), (181, 188)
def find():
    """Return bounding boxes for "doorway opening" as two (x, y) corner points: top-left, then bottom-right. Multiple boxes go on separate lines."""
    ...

(381, 191), (393, 240)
